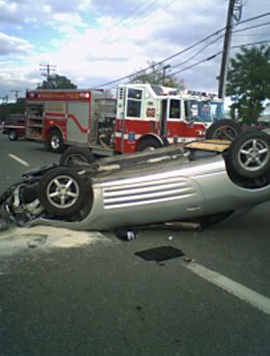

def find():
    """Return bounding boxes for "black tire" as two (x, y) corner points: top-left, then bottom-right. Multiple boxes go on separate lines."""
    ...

(9, 130), (18, 141)
(136, 138), (162, 152)
(229, 130), (270, 178)
(45, 129), (65, 153)
(60, 147), (96, 166)
(39, 167), (88, 217)
(206, 119), (241, 141)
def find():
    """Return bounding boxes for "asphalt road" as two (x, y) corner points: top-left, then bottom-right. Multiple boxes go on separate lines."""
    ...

(0, 134), (270, 356)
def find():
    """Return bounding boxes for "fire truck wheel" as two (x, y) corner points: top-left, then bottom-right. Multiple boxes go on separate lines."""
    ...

(206, 119), (241, 141)
(228, 130), (270, 179)
(39, 167), (88, 217)
(8, 130), (18, 141)
(136, 138), (162, 152)
(60, 147), (96, 166)
(46, 129), (65, 153)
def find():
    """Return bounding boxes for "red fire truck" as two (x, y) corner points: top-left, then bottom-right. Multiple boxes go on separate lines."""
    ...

(25, 84), (239, 156)
(25, 89), (116, 154)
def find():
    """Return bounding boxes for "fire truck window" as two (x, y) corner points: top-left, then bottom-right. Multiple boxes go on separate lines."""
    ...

(128, 89), (142, 100)
(169, 99), (181, 119)
(127, 88), (142, 118)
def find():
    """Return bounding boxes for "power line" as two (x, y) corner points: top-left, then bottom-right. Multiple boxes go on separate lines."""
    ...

(108, 0), (228, 46)
(233, 21), (270, 34)
(170, 20), (270, 70)
(96, 0), (157, 43)
(92, 11), (270, 89)
(93, 27), (226, 88)
(107, 0), (178, 45)
(236, 11), (270, 26)
(231, 39), (270, 49)
(169, 39), (270, 77)
(170, 33), (225, 69)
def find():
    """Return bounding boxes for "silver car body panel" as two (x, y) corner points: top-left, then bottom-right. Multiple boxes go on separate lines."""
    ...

(29, 153), (270, 231)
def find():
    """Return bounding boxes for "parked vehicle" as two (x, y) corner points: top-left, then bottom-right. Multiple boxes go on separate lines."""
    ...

(1, 114), (26, 140)
(25, 86), (240, 156)
(1, 130), (270, 234)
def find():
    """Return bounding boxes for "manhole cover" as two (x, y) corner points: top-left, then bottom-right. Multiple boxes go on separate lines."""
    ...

(135, 246), (184, 262)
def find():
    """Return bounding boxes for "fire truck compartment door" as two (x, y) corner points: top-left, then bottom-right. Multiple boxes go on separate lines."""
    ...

(66, 102), (89, 143)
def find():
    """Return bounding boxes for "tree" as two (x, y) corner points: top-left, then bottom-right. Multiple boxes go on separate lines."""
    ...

(226, 46), (270, 124)
(37, 74), (77, 89)
(129, 60), (185, 89)
(0, 98), (25, 121)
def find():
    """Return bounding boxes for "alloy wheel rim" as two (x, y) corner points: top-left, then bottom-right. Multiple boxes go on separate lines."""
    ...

(46, 175), (79, 209)
(238, 138), (269, 172)
(51, 136), (60, 149)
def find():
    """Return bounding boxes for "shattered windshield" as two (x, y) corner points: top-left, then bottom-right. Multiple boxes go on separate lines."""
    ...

(187, 100), (224, 123)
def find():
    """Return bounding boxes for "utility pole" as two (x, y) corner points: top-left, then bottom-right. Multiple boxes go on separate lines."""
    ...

(1, 95), (8, 104)
(11, 89), (21, 102)
(39, 63), (57, 79)
(218, 0), (243, 99)
(162, 64), (171, 85)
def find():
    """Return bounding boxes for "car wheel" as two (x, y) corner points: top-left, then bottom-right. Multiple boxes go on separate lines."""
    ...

(60, 147), (96, 166)
(136, 138), (162, 152)
(45, 129), (65, 153)
(206, 119), (241, 141)
(229, 130), (270, 178)
(39, 167), (88, 217)
(9, 130), (18, 141)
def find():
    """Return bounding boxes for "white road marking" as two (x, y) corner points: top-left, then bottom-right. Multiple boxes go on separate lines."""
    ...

(184, 261), (270, 316)
(8, 154), (30, 167)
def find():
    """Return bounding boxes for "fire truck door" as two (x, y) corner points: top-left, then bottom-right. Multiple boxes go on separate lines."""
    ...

(166, 98), (184, 143)
(116, 86), (126, 152)
(66, 102), (89, 144)
(160, 99), (168, 136)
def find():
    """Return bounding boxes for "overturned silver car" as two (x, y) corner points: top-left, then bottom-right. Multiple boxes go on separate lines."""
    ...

(1, 130), (270, 233)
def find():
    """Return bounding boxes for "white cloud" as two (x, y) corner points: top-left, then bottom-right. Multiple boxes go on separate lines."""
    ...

(0, 32), (33, 55)
(51, 12), (87, 34)
(0, 0), (269, 99)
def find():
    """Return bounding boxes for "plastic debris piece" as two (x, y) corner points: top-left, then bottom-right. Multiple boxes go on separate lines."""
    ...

(115, 228), (138, 241)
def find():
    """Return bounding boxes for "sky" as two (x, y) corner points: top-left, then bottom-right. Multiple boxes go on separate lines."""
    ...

(0, 0), (269, 103)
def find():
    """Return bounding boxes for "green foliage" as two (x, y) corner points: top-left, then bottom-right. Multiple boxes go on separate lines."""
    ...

(129, 60), (185, 89)
(0, 98), (25, 121)
(227, 46), (270, 124)
(37, 74), (77, 89)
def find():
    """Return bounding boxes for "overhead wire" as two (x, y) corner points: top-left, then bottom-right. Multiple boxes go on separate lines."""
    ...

(93, 27), (226, 88)
(169, 39), (270, 77)
(92, 11), (270, 88)
(169, 20), (270, 70)
(107, 0), (179, 44)
(105, 0), (162, 44)
(93, 0), (157, 43)
(232, 21), (270, 34)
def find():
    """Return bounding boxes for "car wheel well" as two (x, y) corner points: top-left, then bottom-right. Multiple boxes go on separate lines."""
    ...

(60, 146), (96, 166)
(206, 119), (241, 141)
